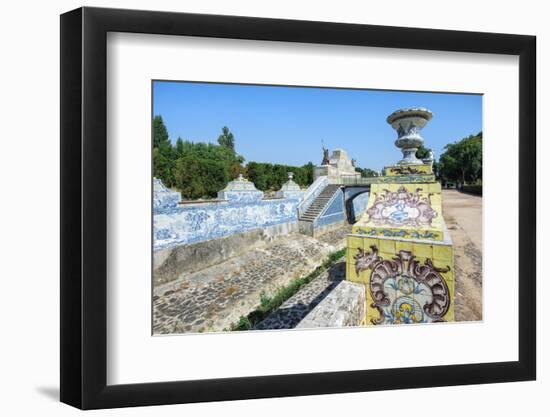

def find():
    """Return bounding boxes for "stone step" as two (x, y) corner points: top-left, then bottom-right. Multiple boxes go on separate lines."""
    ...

(298, 184), (341, 223)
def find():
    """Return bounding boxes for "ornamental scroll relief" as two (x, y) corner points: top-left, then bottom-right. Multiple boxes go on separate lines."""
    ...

(366, 186), (437, 227)
(354, 246), (451, 325)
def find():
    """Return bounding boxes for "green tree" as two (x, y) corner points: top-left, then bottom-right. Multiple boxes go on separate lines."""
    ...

(152, 115), (175, 187)
(152, 117), (317, 198)
(415, 144), (432, 160)
(153, 115), (169, 148)
(245, 162), (314, 191)
(355, 167), (379, 177)
(217, 126), (235, 151)
(174, 156), (229, 199)
(301, 162), (315, 185)
(438, 132), (482, 185)
(174, 137), (185, 158)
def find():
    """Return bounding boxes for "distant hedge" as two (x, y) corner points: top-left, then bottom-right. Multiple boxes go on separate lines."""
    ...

(460, 184), (482, 196)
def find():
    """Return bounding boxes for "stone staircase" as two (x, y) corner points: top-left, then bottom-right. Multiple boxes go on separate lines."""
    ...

(299, 184), (341, 223)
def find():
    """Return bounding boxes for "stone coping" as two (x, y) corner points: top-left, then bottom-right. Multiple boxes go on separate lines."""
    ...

(178, 196), (286, 205)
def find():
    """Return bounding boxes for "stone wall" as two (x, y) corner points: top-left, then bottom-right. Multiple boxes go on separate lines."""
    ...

(153, 222), (298, 285)
(296, 281), (366, 328)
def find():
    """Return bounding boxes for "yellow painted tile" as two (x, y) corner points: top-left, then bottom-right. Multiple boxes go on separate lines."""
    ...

(366, 305), (380, 326)
(441, 269), (454, 283)
(378, 239), (395, 255)
(433, 245), (453, 262)
(346, 257), (358, 282)
(348, 236), (364, 249)
(448, 284), (455, 303)
(365, 286), (373, 307)
(365, 290), (376, 325)
(396, 240), (413, 253)
(378, 252), (394, 264)
(443, 304), (455, 322)
(413, 242), (433, 259)
(367, 237), (379, 251)
(428, 182), (442, 194)
(356, 268), (370, 286)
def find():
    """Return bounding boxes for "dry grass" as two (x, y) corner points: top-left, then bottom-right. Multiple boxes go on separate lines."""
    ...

(224, 285), (240, 296)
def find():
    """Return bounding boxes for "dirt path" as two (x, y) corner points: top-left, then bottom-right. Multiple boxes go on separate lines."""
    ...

(442, 190), (483, 321)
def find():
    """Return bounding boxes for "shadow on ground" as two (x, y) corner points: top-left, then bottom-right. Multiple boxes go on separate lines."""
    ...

(254, 260), (346, 330)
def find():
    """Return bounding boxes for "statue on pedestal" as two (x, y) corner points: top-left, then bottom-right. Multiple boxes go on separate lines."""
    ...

(321, 146), (330, 165)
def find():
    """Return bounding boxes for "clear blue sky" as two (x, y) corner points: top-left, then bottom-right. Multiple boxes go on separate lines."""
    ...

(153, 81), (482, 171)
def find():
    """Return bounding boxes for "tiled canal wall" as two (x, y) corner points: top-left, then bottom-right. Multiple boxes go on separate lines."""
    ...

(344, 187), (370, 223)
(154, 198), (303, 251)
(153, 177), (306, 283)
(312, 187), (369, 236)
(153, 177), (305, 251)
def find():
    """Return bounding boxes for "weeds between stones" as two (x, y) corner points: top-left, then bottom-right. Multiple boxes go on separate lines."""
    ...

(231, 248), (346, 331)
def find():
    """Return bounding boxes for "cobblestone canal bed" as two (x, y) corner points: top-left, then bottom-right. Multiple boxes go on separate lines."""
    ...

(254, 259), (346, 330)
(153, 225), (352, 334)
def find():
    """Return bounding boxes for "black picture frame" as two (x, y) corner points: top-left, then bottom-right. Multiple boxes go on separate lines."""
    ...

(60, 6), (536, 410)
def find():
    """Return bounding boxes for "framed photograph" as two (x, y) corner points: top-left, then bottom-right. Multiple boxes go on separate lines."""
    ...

(60, 6), (536, 409)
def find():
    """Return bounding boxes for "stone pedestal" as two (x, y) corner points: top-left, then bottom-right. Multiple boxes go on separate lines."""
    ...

(217, 174), (264, 203)
(346, 108), (454, 325)
(313, 148), (361, 181)
(276, 172), (306, 200)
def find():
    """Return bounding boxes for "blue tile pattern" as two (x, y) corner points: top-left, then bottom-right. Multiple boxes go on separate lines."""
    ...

(153, 178), (181, 213)
(315, 189), (345, 227)
(153, 178), (304, 251)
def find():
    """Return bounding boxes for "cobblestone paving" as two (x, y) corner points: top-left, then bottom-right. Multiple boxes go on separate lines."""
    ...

(153, 225), (352, 334)
(254, 259), (346, 330)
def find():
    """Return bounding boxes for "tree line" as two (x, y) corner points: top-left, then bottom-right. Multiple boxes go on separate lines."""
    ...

(153, 115), (482, 199)
(437, 132), (482, 186)
(153, 116), (316, 199)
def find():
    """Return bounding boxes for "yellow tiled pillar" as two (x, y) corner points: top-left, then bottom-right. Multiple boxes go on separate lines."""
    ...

(346, 168), (455, 325)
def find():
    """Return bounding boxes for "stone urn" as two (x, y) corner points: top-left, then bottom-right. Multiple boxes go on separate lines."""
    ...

(386, 107), (433, 165)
